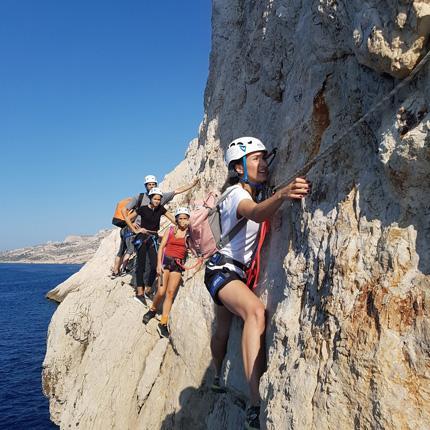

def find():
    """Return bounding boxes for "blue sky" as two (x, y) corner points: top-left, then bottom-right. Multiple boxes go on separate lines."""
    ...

(0, 0), (211, 251)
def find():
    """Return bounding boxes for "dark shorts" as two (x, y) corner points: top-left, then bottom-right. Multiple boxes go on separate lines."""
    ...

(117, 227), (135, 257)
(204, 266), (245, 306)
(162, 255), (185, 274)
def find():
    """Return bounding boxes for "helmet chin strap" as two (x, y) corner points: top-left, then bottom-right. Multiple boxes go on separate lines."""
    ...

(240, 156), (264, 190)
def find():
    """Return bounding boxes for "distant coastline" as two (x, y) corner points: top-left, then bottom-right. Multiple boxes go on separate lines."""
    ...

(0, 230), (111, 265)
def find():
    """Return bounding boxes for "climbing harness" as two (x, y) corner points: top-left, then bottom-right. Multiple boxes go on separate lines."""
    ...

(132, 231), (158, 250)
(122, 227), (134, 239)
(207, 219), (270, 290)
(272, 49), (430, 192)
(150, 235), (159, 252)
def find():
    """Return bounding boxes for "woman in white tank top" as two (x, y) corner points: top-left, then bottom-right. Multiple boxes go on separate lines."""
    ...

(204, 137), (311, 430)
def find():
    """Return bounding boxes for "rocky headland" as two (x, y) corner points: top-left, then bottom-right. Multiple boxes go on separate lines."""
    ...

(43, 2), (430, 429)
(0, 230), (111, 265)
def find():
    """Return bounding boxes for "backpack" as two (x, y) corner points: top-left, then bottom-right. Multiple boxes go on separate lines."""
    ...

(187, 187), (248, 258)
(112, 193), (145, 228)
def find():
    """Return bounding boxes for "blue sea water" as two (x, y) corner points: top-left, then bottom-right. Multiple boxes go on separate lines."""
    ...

(0, 263), (82, 430)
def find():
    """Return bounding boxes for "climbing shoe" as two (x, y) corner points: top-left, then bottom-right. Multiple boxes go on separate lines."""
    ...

(157, 323), (169, 338)
(142, 309), (157, 324)
(134, 295), (147, 306)
(210, 375), (226, 393)
(245, 405), (260, 430)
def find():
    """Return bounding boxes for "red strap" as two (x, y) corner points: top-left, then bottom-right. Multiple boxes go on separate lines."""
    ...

(175, 257), (204, 271)
(246, 220), (269, 290)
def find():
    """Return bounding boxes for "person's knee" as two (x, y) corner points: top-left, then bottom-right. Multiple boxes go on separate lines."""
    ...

(248, 302), (266, 329)
(166, 288), (175, 300)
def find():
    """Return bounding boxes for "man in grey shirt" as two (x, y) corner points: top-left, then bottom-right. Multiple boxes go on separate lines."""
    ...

(122, 174), (199, 226)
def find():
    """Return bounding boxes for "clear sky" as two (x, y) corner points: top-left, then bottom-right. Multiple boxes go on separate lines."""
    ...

(0, 0), (211, 251)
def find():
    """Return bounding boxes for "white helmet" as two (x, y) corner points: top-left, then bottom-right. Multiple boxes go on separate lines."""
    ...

(148, 187), (163, 197)
(225, 137), (267, 167)
(144, 175), (158, 184)
(175, 207), (190, 217)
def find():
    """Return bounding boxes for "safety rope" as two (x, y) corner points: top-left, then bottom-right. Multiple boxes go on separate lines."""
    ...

(246, 220), (270, 289)
(175, 257), (204, 271)
(273, 49), (430, 192)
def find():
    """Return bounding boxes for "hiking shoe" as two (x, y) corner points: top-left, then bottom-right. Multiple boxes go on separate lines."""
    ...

(210, 376), (226, 393)
(134, 295), (147, 306)
(109, 272), (119, 279)
(142, 309), (157, 324)
(144, 288), (154, 300)
(157, 323), (169, 338)
(245, 405), (260, 430)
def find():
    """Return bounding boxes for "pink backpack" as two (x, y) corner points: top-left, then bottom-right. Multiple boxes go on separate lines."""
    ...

(187, 188), (247, 258)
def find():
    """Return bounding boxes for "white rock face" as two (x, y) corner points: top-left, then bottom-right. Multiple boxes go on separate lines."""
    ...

(43, 142), (220, 429)
(43, 2), (430, 429)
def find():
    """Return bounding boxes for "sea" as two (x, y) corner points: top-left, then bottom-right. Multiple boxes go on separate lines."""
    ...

(0, 263), (82, 430)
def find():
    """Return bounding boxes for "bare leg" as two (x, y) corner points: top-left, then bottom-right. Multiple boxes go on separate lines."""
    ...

(112, 256), (122, 274)
(161, 271), (182, 320)
(152, 270), (170, 310)
(120, 253), (131, 271)
(211, 305), (233, 376)
(217, 280), (266, 406)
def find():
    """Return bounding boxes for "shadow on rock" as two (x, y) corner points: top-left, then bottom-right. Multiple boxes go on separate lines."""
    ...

(159, 367), (246, 430)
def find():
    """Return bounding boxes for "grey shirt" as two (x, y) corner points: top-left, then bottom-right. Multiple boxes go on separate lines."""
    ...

(126, 191), (175, 226)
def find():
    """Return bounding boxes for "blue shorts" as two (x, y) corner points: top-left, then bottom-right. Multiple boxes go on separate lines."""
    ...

(204, 266), (245, 306)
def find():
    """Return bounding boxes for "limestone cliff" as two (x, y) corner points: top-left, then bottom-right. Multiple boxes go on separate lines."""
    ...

(43, 2), (430, 429)
(0, 230), (111, 264)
